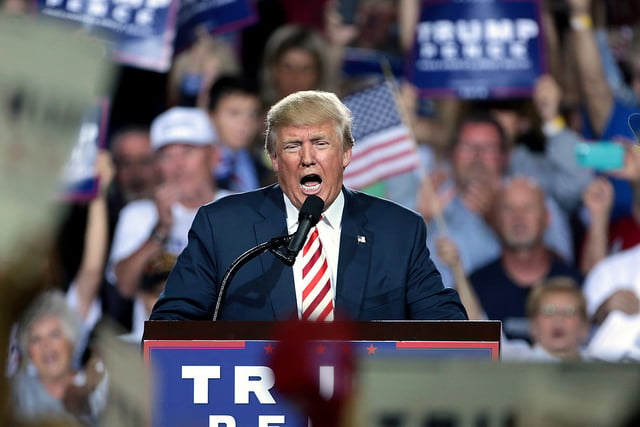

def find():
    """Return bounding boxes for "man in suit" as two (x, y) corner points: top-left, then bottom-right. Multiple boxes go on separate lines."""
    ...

(150, 90), (467, 321)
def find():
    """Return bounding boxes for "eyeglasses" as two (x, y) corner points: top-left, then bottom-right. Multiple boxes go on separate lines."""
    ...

(537, 304), (579, 317)
(456, 142), (501, 156)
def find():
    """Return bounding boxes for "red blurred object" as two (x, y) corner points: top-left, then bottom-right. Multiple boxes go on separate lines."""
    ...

(269, 317), (356, 427)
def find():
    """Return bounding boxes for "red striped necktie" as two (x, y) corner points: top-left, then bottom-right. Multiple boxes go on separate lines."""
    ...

(301, 225), (334, 321)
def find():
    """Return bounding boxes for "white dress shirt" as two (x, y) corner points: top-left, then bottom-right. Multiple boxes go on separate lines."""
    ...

(284, 192), (344, 318)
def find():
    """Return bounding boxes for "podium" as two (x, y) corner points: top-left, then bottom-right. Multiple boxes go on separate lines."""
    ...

(143, 320), (500, 427)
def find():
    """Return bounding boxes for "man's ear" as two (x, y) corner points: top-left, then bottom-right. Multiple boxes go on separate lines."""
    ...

(342, 147), (352, 169)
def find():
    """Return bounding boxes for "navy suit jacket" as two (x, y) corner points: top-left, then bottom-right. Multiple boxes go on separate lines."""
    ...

(150, 185), (467, 321)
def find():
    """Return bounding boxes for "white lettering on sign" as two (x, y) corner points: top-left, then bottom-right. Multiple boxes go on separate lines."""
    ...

(208, 415), (286, 427)
(259, 415), (286, 427)
(234, 366), (276, 404)
(416, 18), (539, 61)
(209, 415), (236, 427)
(182, 365), (221, 404)
(319, 366), (334, 399)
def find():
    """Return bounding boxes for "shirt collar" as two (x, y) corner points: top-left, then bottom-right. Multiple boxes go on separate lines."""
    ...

(283, 190), (344, 229)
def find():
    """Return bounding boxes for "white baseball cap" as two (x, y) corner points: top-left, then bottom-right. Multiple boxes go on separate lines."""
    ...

(150, 106), (217, 151)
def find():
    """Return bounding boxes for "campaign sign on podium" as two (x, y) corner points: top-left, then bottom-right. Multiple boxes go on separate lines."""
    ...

(143, 320), (500, 427)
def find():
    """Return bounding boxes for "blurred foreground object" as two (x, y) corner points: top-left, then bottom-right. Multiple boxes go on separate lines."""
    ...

(352, 360), (640, 426)
(0, 13), (113, 425)
(270, 320), (356, 427)
(96, 323), (150, 427)
(0, 14), (113, 273)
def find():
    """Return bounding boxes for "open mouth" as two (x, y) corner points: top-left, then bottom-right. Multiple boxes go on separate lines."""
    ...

(300, 174), (322, 194)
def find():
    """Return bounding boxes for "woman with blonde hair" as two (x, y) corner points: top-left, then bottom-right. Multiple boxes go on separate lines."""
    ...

(12, 290), (108, 426)
(259, 24), (336, 107)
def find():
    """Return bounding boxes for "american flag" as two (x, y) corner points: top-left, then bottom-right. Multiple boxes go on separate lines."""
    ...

(342, 81), (420, 189)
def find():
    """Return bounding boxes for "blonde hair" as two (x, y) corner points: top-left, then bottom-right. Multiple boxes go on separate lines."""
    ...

(526, 277), (587, 320)
(17, 289), (82, 361)
(260, 24), (334, 106)
(264, 90), (354, 155)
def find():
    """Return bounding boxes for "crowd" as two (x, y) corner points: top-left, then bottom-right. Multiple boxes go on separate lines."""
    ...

(4, 0), (640, 424)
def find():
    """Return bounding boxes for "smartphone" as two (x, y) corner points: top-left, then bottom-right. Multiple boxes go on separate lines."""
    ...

(575, 142), (625, 171)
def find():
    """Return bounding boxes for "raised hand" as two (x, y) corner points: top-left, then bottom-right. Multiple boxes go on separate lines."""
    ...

(416, 168), (456, 223)
(582, 176), (614, 222)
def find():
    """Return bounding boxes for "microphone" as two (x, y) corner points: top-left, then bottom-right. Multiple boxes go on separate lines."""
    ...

(212, 195), (323, 319)
(286, 195), (324, 260)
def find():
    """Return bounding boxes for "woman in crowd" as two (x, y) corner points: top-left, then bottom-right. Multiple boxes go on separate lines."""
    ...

(12, 290), (108, 426)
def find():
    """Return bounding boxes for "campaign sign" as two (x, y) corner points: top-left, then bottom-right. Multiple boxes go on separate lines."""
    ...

(342, 47), (405, 79)
(59, 98), (110, 202)
(173, 0), (257, 53)
(408, 0), (546, 99)
(144, 339), (499, 427)
(36, 0), (180, 72)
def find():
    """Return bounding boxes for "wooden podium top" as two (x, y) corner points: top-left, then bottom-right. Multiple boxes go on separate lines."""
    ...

(143, 320), (501, 343)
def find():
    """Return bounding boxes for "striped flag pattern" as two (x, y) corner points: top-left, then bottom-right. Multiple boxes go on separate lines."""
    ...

(342, 82), (420, 189)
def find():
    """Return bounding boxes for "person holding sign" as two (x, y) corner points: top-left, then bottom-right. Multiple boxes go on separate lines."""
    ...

(150, 90), (467, 321)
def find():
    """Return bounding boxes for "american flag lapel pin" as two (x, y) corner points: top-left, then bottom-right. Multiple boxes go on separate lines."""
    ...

(357, 235), (366, 244)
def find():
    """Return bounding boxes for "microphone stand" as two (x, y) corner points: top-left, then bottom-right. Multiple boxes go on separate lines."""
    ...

(212, 234), (298, 320)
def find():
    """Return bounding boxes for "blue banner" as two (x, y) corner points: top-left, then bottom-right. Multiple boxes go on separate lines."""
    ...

(145, 339), (498, 427)
(37, 0), (180, 72)
(173, 0), (257, 53)
(407, 0), (546, 99)
(36, 0), (256, 72)
(59, 98), (110, 202)
(341, 47), (405, 80)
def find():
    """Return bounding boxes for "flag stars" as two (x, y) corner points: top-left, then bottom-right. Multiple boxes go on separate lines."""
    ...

(366, 344), (378, 355)
(264, 344), (275, 354)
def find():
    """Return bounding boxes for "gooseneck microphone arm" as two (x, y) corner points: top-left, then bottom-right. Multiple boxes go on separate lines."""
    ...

(212, 234), (293, 321)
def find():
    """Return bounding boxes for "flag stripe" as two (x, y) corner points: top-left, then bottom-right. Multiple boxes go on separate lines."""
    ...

(346, 137), (417, 175)
(341, 82), (420, 190)
(350, 126), (412, 159)
(347, 149), (419, 180)
(345, 161), (420, 189)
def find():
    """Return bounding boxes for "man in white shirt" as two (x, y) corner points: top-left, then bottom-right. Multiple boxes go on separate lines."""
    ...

(108, 106), (230, 300)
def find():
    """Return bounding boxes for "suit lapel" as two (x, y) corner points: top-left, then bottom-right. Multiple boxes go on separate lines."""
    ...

(336, 188), (372, 319)
(255, 185), (297, 320)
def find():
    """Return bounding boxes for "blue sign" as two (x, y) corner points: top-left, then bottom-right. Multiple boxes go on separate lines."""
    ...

(59, 98), (110, 202)
(36, 0), (256, 72)
(341, 48), (405, 79)
(407, 0), (546, 99)
(145, 339), (499, 426)
(37, 0), (180, 72)
(173, 0), (257, 54)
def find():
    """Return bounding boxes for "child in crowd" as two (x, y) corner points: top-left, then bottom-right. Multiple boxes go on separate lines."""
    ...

(207, 75), (271, 191)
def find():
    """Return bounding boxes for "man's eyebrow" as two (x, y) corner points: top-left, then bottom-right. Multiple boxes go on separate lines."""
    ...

(282, 134), (329, 144)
